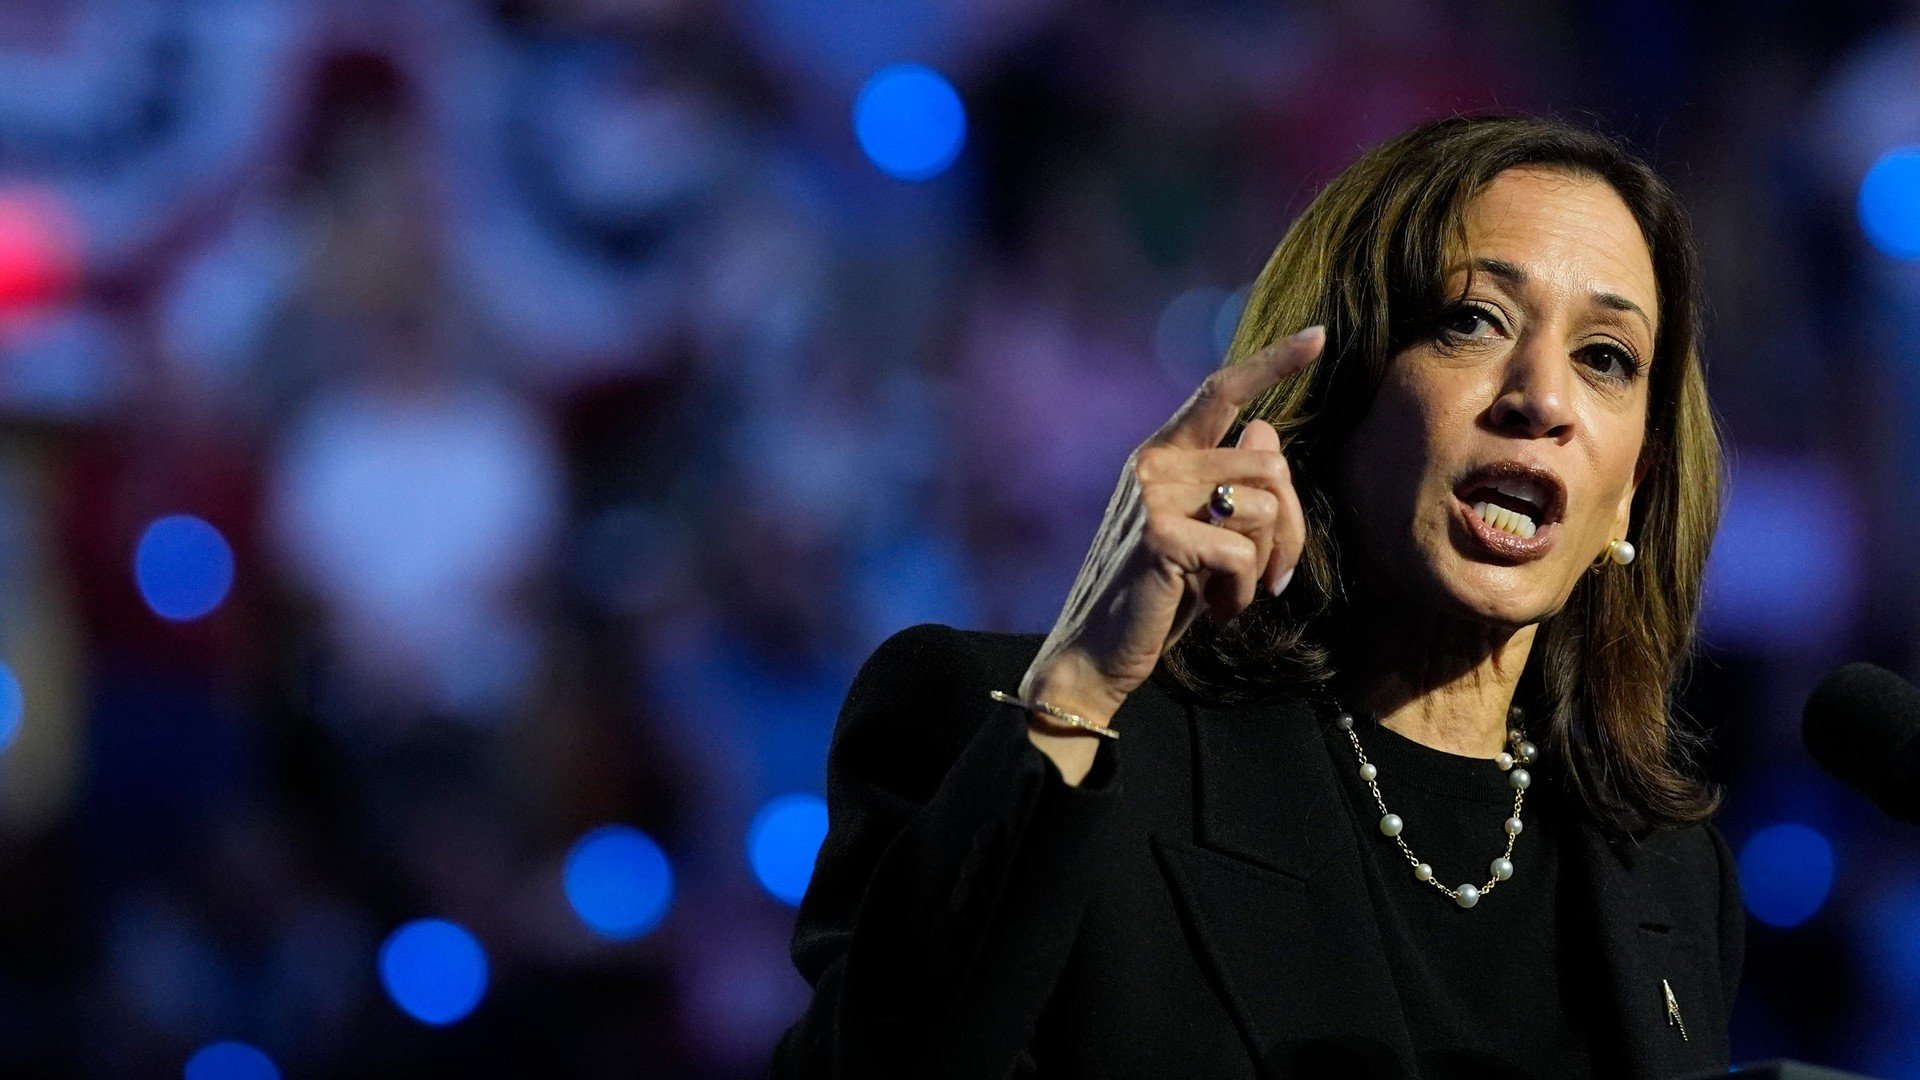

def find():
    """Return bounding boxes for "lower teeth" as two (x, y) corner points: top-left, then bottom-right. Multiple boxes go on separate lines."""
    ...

(1473, 502), (1536, 539)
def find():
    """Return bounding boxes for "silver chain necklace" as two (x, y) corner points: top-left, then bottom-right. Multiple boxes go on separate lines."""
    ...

(1334, 707), (1538, 910)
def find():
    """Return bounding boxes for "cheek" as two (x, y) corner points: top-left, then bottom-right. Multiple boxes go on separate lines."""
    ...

(1344, 393), (1430, 517)
(1342, 383), (1468, 540)
(1590, 423), (1648, 533)
(1559, 480), (1635, 570)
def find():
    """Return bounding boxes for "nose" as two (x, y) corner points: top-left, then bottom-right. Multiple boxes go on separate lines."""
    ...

(1486, 335), (1575, 441)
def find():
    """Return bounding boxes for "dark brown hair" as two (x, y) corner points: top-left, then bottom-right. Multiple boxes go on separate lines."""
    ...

(1167, 114), (1723, 835)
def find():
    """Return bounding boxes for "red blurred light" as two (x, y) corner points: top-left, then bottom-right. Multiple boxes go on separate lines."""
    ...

(0, 188), (80, 313)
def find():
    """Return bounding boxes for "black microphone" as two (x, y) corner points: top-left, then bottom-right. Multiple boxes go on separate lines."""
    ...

(1802, 662), (1920, 823)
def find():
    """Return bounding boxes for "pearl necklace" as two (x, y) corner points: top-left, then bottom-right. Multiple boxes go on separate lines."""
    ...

(1334, 707), (1537, 910)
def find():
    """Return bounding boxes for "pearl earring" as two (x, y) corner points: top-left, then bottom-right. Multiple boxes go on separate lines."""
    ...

(1606, 538), (1636, 566)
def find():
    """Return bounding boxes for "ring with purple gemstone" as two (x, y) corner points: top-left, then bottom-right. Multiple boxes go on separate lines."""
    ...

(1207, 483), (1235, 523)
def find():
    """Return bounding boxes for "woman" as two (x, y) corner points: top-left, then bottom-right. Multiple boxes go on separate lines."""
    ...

(775, 115), (1739, 1079)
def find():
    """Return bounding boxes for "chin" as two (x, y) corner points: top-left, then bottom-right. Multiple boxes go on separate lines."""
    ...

(1427, 559), (1567, 631)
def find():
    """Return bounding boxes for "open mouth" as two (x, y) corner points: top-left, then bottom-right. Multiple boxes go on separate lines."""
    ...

(1453, 462), (1566, 540)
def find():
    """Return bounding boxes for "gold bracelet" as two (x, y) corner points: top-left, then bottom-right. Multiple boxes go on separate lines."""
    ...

(988, 690), (1120, 740)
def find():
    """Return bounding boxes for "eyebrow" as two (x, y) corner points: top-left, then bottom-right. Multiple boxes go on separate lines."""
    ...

(1464, 257), (1655, 339)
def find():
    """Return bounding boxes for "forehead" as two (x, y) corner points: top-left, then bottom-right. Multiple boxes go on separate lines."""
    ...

(1457, 167), (1658, 329)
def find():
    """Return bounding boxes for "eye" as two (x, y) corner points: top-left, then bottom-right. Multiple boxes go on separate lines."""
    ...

(1437, 303), (1647, 382)
(1580, 342), (1645, 382)
(1437, 302), (1504, 343)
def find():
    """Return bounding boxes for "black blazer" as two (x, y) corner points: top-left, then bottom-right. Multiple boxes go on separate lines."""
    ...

(774, 624), (1744, 1079)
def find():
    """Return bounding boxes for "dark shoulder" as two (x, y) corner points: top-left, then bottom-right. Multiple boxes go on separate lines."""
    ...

(835, 624), (1198, 795)
(845, 624), (1047, 712)
(1624, 817), (1732, 872)
(850, 623), (1207, 716)
(830, 624), (1048, 798)
(1608, 817), (1740, 924)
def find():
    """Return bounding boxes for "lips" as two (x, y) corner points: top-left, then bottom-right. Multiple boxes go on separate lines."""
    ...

(1451, 461), (1568, 562)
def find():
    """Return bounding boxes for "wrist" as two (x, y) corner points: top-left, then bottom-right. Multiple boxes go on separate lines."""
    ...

(990, 691), (1119, 741)
(1019, 650), (1126, 730)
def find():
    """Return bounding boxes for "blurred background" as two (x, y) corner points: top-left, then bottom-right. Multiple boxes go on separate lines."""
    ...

(0, 0), (1918, 1075)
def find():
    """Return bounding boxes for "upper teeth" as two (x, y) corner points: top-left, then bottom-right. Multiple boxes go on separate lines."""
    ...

(1488, 476), (1549, 512)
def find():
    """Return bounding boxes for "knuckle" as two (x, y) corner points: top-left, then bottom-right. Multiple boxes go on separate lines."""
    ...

(1226, 533), (1260, 572)
(1222, 488), (1270, 528)
(1227, 447), (1289, 488)
(1239, 449), (1287, 489)
(1141, 513), (1179, 553)
(1132, 445), (1167, 482)
(1194, 371), (1229, 404)
(1247, 488), (1281, 521)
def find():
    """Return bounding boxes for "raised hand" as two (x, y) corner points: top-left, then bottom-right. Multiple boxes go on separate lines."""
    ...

(1016, 326), (1324, 779)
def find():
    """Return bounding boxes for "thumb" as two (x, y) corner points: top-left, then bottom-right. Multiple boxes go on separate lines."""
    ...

(1236, 417), (1281, 453)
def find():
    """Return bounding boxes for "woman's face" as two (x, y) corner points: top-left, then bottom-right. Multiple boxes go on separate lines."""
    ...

(1336, 166), (1658, 631)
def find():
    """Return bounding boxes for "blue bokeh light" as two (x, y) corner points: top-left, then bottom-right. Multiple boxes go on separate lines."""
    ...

(183, 1041), (280, 1080)
(853, 64), (966, 182)
(1700, 458), (1857, 653)
(1153, 285), (1232, 382)
(1863, 882), (1920, 1006)
(378, 918), (489, 1026)
(1859, 147), (1920, 260)
(0, 660), (21, 754)
(1739, 823), (1837, 929)
(135, 514), (235, 621)
(564, 825), (674, 940)
(1213, 284), (1252, 359)
(748, 793), (829, 906)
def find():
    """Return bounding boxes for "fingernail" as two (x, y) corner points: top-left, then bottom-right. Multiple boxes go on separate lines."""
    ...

(1271, 567), (1295, 596)
(1289, 325), (1325, 344)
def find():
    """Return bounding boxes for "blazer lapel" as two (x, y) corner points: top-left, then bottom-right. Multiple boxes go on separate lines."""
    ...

(1571, 820), (1731, 1078)
(1154, 696), (1415, 1078)
(1151, 689), (1730, 1079)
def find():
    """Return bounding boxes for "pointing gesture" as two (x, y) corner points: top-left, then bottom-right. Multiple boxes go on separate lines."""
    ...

(1017, 326), (1325, 779)
(1153, 326), (1325, 451)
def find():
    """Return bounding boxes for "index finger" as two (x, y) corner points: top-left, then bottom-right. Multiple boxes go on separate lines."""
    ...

(1153, 325), (1325, 450)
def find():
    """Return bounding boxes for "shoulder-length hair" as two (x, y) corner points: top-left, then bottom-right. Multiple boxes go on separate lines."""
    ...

(1167, 114), (1723, 835)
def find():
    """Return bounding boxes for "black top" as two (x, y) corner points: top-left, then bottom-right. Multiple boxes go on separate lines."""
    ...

(1330, 717), (1604, 1078)
(774, 625), (1743, 1079)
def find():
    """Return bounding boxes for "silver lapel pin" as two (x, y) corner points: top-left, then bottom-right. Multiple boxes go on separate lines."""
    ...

(1662, 979), (1689, 1042)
